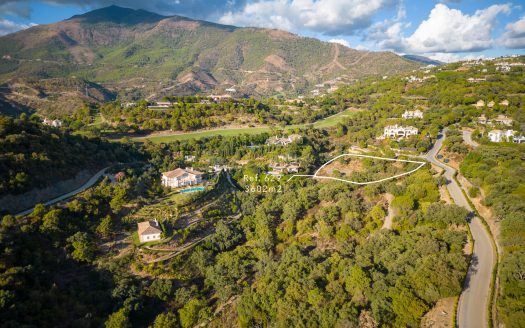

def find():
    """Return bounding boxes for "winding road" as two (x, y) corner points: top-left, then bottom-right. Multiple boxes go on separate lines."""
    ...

(16, 167), (109, 217)
(424, 131), (495, 328)
(462, 130), (480, 148)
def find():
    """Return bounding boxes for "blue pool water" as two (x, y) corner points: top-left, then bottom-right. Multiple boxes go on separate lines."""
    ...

(180, 187), (205, 193)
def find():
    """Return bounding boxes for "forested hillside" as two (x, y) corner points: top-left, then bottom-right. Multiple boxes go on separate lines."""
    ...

(0, 114), (139, 196)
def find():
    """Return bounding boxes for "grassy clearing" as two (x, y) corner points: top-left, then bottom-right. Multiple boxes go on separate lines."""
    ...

(135, 108), (361, 143)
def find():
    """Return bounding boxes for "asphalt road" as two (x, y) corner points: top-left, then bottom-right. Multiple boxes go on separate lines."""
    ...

(16, 167), (109, 217)
(462, 130), (480, 148)
(425, 131), (495, 328)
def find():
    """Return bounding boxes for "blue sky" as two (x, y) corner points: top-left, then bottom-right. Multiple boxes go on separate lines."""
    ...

(0, 0), (524, 62)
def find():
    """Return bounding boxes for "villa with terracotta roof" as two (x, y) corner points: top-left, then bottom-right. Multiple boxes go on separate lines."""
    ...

(161, 167), (204, 188)
(137, 220), (162, 243)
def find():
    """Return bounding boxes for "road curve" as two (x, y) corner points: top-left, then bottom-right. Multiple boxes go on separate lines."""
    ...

(16, 167), (109, 217)
(462, 130), (480, 148)
(425, 131), (495, 328)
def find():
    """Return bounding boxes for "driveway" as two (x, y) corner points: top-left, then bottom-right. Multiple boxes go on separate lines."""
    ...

(424, 131), (495, 328)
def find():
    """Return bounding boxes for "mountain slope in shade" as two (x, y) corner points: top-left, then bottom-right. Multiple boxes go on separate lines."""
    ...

(0, 5), (420, 115)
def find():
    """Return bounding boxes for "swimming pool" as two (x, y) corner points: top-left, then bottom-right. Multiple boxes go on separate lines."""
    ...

(179, 187), (205, 193)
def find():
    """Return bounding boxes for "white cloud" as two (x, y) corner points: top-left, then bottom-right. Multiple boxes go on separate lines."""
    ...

(425, 52), (487, 63)
(370, 3), (511, 53)
(0, 18), (35, 36)
(219, 0), (398, 35)
(501, 15), (525, 49)
(328, 38), (350, 47)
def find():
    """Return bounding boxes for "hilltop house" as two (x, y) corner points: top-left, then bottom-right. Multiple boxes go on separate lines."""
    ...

(383, 125), (418, 139)
(137, 220), (162, 243)
(478, 115), (488, 125)
(268, 163), (300, 175)
(266, 134), (302, 146)
(401, 110), (424, 119)
(161, 168), (204, 188)
(488, 130), (515, 143)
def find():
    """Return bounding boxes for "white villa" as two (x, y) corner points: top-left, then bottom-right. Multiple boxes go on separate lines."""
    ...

(148, 101), (173, 109)
(43, 118), (62, 127)
(266, 134), (302, 146)
(402, 110), (424, 119)
(161, 168), (204, 188)
(137, 220), (162, 243)
(513, 136), (525, 144)
(383, 125), (419, 139)
(488, 130), (515, 143)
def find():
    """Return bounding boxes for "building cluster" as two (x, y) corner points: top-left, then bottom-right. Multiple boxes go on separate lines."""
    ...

(43, 118), (63, 127)
(478, 114), (513, 126)
(266, 134), (302, 146)
(147, 101), (173, 109)
(404, 75), (435, 83)
(473, 99), (509, 108)
(467, 77), (487, 83)
(381, 125), (419, 139)
(401, 110), (424, 119)
(161, 167), (204, 188)
(487, 130), (525, 143)
(268, 162), (300, 175)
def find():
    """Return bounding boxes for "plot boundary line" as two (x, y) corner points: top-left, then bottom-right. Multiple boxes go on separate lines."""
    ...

(287, 153), (426, 185)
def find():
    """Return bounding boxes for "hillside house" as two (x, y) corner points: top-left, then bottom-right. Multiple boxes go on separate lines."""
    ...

(401, 110), (424, 119)
(474, 100), (486, 108)
(494, 115), (513, 126)
(161, 168), (204, 188)
(266, 134), (302, 146)
(487, 101), (495, 108)
(513, 136), (525, 144)
(383, 125), (418, 139)
(488, 130), (515, 143)
(210, 94), (232, 102)
(478, 115), (488, 125)
(137, 220), (162, 243)
(268, 163), (300, 175)
(499, 99), (509, 106)
(148, 101), (172, 109)
(43, 118), (62, 127)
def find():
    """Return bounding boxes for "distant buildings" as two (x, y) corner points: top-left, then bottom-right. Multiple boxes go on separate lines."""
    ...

(266, 134), (302, 146)
(467, 77), (486, 83)
(137, 220), (162, 243)
(147, 101), (172, 109)
(161, 168), (204, 188)
(210, 94), (232, 102)
(499, 99), (510, 106)
(382, 125), (419, 139)
(401, 110), (424, 119)
(478, 115), (513, 126)
(43, 118), (62, 127)
(268, 163), (300, 175)
(487, 130), (515, 143)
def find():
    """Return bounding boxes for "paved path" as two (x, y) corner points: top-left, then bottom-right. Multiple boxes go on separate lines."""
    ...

(425, 130), (495, 328)
(16, 167), (109, 216)
(462, 130), (480, 148)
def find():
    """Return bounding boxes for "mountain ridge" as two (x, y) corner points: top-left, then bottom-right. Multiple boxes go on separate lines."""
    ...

(0, 5), (420, 116)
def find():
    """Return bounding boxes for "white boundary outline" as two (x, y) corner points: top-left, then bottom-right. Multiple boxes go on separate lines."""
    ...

(287, 153), (426, 185)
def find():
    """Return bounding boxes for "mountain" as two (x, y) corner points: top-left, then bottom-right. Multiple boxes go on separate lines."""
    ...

(0, 5), (420, 116)
(402, 54), (443, 66)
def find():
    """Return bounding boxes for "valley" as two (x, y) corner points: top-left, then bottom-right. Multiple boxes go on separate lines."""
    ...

(0, 4), (524, 328)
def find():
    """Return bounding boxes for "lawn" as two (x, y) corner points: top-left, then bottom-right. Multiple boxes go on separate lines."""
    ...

(136, 108), (361, 143)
